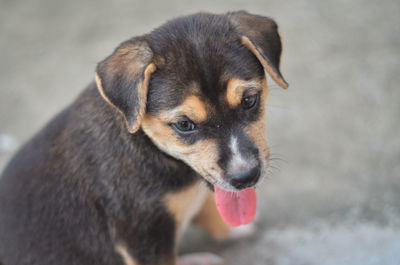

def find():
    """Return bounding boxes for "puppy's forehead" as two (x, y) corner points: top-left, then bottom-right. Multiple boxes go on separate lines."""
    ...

(145, 13), (265, 114)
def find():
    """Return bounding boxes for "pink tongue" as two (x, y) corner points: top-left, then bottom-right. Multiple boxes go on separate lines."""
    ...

(214, 186), (257, 227)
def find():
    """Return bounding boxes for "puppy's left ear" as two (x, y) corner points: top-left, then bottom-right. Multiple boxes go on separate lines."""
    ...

(228, 11), (289, 89)
(95, 37), (156, 133)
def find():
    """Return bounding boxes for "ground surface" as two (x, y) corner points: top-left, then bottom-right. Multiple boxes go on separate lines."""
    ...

(1, 0), (399, 264)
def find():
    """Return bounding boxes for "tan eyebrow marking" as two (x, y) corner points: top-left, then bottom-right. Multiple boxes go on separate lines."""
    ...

(161, 95), (208, 123)
(225, 78), (262, 107)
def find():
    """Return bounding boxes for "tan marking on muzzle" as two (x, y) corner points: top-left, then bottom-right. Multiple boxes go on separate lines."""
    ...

(141, 114), (223, 184)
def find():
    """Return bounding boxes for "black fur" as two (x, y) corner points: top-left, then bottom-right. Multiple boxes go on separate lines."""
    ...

(0, 86), (196, 265)
(0, 11), (286, 265)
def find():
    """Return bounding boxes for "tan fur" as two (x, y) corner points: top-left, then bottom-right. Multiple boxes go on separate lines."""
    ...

(95, 72), (120, 113)
(241, 36), (288, 89)
(141, 114), (224, 185)
(160, 95), (208, 124)
(108, 42), (153, 77)
(130, 63), (156, 133)
(141, 113), (187, 149)
(165, 182), (209, 241)
(115, 244), (138, 265)
(181, 95), (208, 123)
(193, 191), (232, 241)
(225, 78), (263, 107)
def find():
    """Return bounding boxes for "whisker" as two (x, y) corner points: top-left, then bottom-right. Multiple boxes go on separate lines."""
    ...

(269, 152), (287, 159)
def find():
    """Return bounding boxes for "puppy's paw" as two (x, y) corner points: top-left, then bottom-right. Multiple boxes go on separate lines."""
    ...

(224, 223), (256, 242)
(178, 252), (224, 265)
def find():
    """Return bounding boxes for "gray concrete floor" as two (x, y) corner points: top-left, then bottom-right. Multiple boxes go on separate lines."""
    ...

(1, 0), (400, 264)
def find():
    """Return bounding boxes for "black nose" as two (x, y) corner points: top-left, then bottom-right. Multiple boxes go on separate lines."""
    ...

(230, 167), (260, 189)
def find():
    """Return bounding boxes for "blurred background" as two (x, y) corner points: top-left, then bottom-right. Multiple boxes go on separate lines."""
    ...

(1, 0), (399, 264)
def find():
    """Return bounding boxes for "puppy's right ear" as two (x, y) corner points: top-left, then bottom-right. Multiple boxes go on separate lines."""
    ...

(95, 37), (156, 133)
(228, 11), (288, 89)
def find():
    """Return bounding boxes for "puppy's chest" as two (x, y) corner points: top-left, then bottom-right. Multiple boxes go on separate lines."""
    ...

(165, 183), (209, 237)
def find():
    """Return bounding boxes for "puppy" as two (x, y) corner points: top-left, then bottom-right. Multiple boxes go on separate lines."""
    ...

(0, 11), (288, 265)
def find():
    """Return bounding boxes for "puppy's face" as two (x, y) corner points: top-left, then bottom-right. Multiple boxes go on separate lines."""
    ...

(95, 12), (288, 191)
(142, 72), (269, 191)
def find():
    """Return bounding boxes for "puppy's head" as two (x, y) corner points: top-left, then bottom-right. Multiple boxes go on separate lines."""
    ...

(95, 11), (288, 192)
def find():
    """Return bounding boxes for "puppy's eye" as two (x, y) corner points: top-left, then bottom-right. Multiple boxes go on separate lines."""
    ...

(173, 119), (196, 134)
(241, 94), (258, 109)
